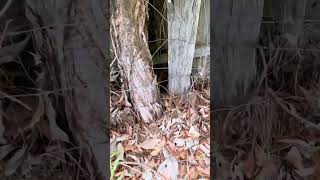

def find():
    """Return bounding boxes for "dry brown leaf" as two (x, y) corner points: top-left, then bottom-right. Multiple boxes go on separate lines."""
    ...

(150, 144), (163, 156)
(124, 143), (136, 152)
(4, 146), (27, 176)
(255, 145), (268, 167)
(294, 167), (315, 177)
(199, 144), (210, 157)
(138, 138), (161, 150)
(231, 160), (244, 180)
(286, 146), (304, 170)
(196, 166), (210, 177)
(179, 164), (187, 176)
(242, 150), (256, 179)
(127, 125), (133, 137)
(186, 166), (198, 180)
(179, 149), (188, 160)
(256, 159), (280, 180)
(187, 152), (198, 165)
(166, 140), (178, 156)
(188, 126), (200, 139)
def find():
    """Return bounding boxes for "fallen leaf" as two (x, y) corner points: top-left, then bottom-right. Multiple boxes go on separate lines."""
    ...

(5, 146), (27, 176)
(142, 170), (154, 180)
(124, 143), (136, 152)
(179, 165), (187, 176)
(188, 126), (200, 138)
(242, 150), (256, 179)
(117, 143), (125, 160)
(157, 149), (179, 180)
(216, 153), (231, 180)
(127, 125), (133, 137)
(127, 154), (140, 163)
(185, 138), (195, 149)
(186, 166), (198, 180)
(286, 146), (303, 170)
(196, 166), (210, 177)
(138, 138), (161, 150)
(0, 144), (15, 160)
(174, 138), (185, 147)
(230, 159), (244, 180)
(255, 145), (268, 167)
(256, 159), (280, 180)
(116, 134), (129, 142)
(199, 144), (210, 157)
(278, 138), (316, 158)
(294, 167), (315, 177)
(179, 149), (188, 160)
(151, 142), (164, 156)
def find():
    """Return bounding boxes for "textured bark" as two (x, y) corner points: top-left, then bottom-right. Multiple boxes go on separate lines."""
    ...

(111, 0), (162, 123)
(167, 0), (201, 95)
(212, 0), (264, 107)
(25, 0), (108, 179)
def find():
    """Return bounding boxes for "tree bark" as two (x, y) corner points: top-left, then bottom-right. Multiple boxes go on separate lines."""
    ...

(167, 0), (202, 95)
(111, 0), (162, 123)
(212, 0), (264, 106)
(25, 0), (108, 179)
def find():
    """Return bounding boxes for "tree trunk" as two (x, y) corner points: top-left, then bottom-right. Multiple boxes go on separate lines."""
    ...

(167, 0), (202, 95)
(25, 0), (108, 179)
(111, 0), (162, 123)
(212, 0), (264, 106)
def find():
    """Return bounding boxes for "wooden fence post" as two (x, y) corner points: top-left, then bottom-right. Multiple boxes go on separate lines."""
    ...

(212, 0), (264, 106)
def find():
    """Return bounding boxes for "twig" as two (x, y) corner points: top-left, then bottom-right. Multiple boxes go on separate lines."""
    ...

(147, 1), (168, 22)
(0, 90), (32, 111)
(0, 19), (12, 48)
(267, 88), (320, 131)
(120, 161), (164, 178)
(0, 0), (13, 18)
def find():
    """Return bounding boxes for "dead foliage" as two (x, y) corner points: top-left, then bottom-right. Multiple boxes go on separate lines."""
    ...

(215, 23), (320, 180)
(110, 72), (210, 179)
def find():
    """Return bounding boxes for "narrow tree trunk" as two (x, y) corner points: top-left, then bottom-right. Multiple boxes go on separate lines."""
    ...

(282, 0), (306, 47)
(111, 0), (162, 123)
(212, 0), (264, 106)
(167, 0), (201, 95)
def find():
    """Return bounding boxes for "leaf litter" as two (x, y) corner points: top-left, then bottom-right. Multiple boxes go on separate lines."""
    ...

(111, 74), (210, 179)
(215, 26), (320, 180)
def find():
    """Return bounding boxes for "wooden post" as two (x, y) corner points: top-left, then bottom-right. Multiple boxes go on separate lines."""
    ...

(167, 0), (202, 95)
(212, 0), (264, 106)
(195, 0), (210, 77)
(281, 0), (307, 47)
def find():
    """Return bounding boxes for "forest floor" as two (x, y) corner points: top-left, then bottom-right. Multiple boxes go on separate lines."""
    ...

(110, 74), (210, 179)
(215, 46), (320, 180)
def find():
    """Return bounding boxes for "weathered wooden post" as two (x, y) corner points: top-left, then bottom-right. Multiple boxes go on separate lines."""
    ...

(194, 0), (210, 77)
(281, 0), (307, 47)
(212, 0), (264, 106)
(167, 0), (202, 95)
